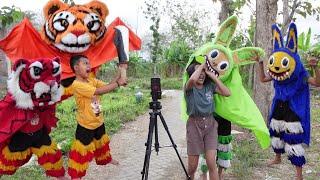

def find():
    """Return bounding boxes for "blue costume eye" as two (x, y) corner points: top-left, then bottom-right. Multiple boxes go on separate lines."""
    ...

(269, 56), (274, 65)
(281, 57), (289, 68)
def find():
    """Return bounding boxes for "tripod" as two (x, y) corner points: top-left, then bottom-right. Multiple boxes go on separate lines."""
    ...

(141, 99), (190, 180)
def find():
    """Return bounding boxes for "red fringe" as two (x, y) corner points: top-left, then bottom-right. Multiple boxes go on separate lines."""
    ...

(94, 143), (110, 157)
(96, 156), (112, 165)
(46, 167), (65, 177)
(69, 150), (94, 164)
(0, 153), (31, 167)
(68, 167), (86, 179)
(38, 150), (62, 165)
(0, 169), (15, 175)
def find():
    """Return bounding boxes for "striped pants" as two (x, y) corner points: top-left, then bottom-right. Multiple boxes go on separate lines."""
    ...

(68, 123), (112, 179)
(0, 128), (64, 177)
(269, 100), (306, 167)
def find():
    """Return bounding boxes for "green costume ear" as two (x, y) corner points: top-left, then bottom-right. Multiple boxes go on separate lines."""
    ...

(213, 15), (238, 47)
(232, 47), (265, 66)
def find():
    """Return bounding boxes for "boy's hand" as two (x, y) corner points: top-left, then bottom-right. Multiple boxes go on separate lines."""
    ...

(309, 58), (318, 68)
(117, 77), (127, 86)
(205, 67), (218, 80)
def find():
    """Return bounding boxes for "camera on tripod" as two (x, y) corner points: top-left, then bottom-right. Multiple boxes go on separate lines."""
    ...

(151, 77), (161, 101)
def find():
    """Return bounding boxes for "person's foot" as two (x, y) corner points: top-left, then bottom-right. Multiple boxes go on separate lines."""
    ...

(110, 159), (119, 165)
(267, 158), (281, 166)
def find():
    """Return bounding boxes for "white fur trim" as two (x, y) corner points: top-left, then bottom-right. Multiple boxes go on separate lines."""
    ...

(7, 64), (34, 109)
(33, 82), (50, 99)
(284, 122), (304, 134)
(270, 118), (285, 132)
(50, 83), (62, 103)
(115, 25), (129, 61)
(271, 137), (285, 149)
(217, 158), (231, 168)
(285, 143), (305, 157)
(217, 143), (232, 152)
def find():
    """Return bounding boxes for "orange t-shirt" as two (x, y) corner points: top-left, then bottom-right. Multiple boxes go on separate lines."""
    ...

(64, 77), (106, 130)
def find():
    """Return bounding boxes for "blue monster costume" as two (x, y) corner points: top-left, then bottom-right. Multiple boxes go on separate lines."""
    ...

(267, 22), (310, 167)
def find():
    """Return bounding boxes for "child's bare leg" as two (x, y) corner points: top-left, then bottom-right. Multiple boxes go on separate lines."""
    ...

(295, 166), (303, 180)
(188, 155), (199, 180)
(218, 166), (224, 180)
(268, 153), (281, 166)
(200, 173), (208, 180)
(205, 150), (218, 180)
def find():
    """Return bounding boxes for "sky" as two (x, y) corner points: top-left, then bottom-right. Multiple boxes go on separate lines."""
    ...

(1, 0), (320, 44)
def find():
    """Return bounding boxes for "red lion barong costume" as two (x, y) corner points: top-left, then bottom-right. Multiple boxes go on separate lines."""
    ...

(0, 0), (141, 178)
(0, 58), (65, 177)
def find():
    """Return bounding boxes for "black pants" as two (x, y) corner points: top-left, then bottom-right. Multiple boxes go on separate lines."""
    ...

(75, 123), (105, 145)
(9, 127), (51, 152)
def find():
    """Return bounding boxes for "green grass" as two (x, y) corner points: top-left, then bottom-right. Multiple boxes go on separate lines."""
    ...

(128, 77), (183, 90)
(230, 135), (269, 179)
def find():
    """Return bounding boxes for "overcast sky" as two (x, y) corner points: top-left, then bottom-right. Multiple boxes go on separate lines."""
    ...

(1, 0), (320, 44)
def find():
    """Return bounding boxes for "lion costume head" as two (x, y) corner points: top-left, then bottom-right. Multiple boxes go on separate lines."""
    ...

(7, 57), (62, 109)
(42, 0), (108, 53)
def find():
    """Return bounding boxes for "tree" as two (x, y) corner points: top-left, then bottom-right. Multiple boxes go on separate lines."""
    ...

(0, 6), (25, 97)
(212, 0), (248, 23)
(281, 0), (320, 34)
(253, 0), (278, 120)
(143, 0), (162, 75)
(164, 0), (210, 49)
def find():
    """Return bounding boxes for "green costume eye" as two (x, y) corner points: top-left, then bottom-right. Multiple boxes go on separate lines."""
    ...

(209, 49), (219, 60)
(217, 61), (229, 71)
(281, 57), (289, 68)
(269, 56), (274, 65)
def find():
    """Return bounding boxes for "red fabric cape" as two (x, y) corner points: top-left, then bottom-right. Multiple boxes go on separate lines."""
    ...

(0, 17), (141, 79)
(0, 94), (57, 144)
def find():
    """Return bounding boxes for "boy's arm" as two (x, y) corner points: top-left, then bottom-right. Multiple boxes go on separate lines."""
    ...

(308, 58), (320, 86)
(185, 63), (205, 91)
(205, 69), (231, 97)
(94, 77), (126, 95)
(258, 61), (272, 82)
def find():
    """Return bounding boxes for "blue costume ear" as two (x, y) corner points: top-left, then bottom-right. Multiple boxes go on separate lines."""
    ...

(272, 24), (284, 50)
(285, 23), (298, 53)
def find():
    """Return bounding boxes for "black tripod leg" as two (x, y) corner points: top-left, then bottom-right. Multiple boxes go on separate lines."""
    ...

(158, 112), (190, 179)
(154, 113), (159, 154)
(141, 112), (156, 180)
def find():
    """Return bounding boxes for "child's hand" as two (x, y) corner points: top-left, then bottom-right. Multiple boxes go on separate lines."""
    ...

(309, 58), (318, 68)
(205, 67), (218, 80)
(117, 77), (127, 86)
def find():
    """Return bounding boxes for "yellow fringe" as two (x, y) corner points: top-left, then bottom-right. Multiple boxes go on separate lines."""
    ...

(70, 140), (95, 156)
(93, 134), (110, 149)
(68, 159), (89, 172)
(2, 146), (31, 161)
(31, 141), (58, 157)
(96, 151), (110, 161)
(42, 159), (63, 171)
(0, 162), (16, 171)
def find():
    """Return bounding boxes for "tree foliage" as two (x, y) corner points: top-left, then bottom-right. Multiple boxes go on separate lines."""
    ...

(143, 0), (162, 65)
(0, 6), (24, 31)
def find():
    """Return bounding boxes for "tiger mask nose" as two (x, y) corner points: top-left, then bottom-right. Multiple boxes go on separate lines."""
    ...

(72, 30), (86, 37)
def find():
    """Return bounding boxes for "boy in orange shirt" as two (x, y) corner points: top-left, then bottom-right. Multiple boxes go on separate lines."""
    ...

(64, 55), (126, 179)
